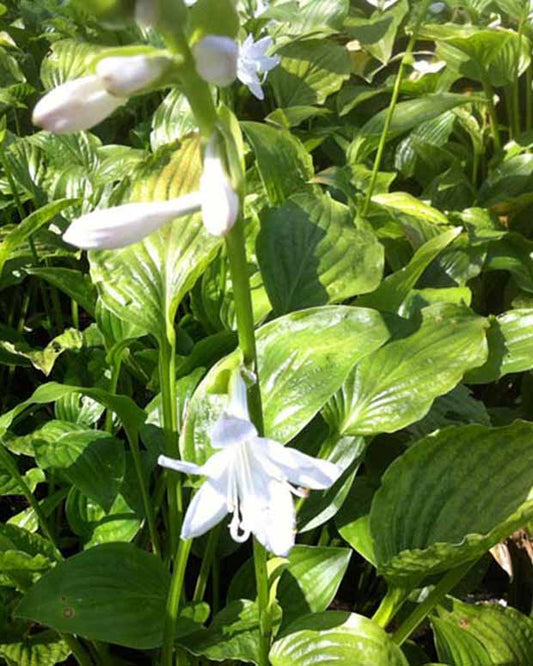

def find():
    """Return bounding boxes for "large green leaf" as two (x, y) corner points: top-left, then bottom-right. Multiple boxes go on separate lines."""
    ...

(270, 38), (350, 107)
(40, 39), (104, 88)
(330, 303), (488, 436)
(90, 137), (223, 343)
(0, 524), (56, 575)
(257, 191), (384, 315)
(432, 598), (533, 665)
(370, 421), (533, 583)
(181, 306), (391, 463)
(35, 430), (125, 512)
(15, 543), (170, 649)
(345, 0), (408, 64)
(270, 612), (408, 666)
(242, 122), (314, 206)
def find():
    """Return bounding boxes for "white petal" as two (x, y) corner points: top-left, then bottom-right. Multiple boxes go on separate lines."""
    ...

(227, 371), (250, 420)
(255, 438), (342, 489)
(193, 36), (238, 87)
(157, 455), (203, 475)
(96, 55), (167, 97)
(32, 76), (125, 135)
(200, 137), (239, 236)
(211, 415), (257, 449)
(62, 193), (202, 250)
(181, 477), (229, 539)
(243, 473), (295, 557)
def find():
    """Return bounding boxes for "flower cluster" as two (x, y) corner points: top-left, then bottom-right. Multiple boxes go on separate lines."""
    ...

(159, 371), (341, 556)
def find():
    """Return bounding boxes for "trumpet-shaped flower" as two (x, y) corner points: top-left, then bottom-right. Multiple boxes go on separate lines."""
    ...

(96, 55), (168, 97)
(158, 372), (341, 556)
(200, 136), (239, 236)
(32, 76), (126, 135)
(62, 194), (202, 250)
(193, 36), (239, 87)
(237, 35), (280, 100)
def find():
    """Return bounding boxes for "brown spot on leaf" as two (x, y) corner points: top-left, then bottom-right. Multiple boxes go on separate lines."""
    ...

(63, 607), (75, 619)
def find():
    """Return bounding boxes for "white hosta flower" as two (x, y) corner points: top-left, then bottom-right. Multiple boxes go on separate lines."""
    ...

(32, 76), (126, 135)
(237, 34), (280, 100)
(158, 372), (341, 556)
(200, 136), (239, 236)
(366, 0), (400, 10)
(62, 194), (202, 250)
(96, 55), (167, 96)
(193, 36), (239, 87)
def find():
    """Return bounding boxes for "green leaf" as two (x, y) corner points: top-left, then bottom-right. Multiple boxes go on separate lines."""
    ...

(0, 198), (78, 275)
(257, 191), (384, 315)
(331, 303), (488, 435)
(370, 421), (533, 583)
(421, 24), (531, 87)
(345, 0), (408, 64)
(0, 524), (55, 574)
(40, 39), (104, 88)
(270, 38), (350, 107)
(466, 309), (533, 384)
(228, 545), (351, 627)
(360, 94), (477, 139)
(180, 599), (280, 665)
(270, 611), (408, 666)
(432, 598), (533, 665)
(0, 329), (84, 376)
(151, 90), (195, 151)
(242, 122), (314, 206)
(181, 306), (391, 463)
(25, 267), (97, 317)
(477, 155), (533, 214)
(35, 430), (125, 512)
(15, 543), (169, 649)
(90, 137), (223, 343)
(0, 631), (70, 666)
(358, 228), (461, 314)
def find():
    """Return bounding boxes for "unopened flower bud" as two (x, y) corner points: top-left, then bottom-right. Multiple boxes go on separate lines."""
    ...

(200, 137), (239, 236)
(32, 76), (126, 134)
(63, 194), (202, 250)
(96, 55), (168, 97)
(193, 35), (238, 87)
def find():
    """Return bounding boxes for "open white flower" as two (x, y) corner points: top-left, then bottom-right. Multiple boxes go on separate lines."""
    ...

(62, 194), (202, 250)
(158, 372), (341, 556)
(237, 35), (280, 100)
(32, 76), (126, 135)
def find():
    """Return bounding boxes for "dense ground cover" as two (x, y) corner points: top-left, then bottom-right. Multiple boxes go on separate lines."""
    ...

(2, 0), (533, 664)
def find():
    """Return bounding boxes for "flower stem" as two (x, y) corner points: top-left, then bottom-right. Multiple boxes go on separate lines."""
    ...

(361, 0), (433, 217)
(253, 539), (272, 666)
(62, 634), (94, 666)
(392, 559), (477, 646)
(193, 525), (221, 602)
(372, 585), (409, 629)
(161, 539), (193, 666)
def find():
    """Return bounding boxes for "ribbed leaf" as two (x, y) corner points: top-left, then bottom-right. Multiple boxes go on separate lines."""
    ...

(370, 421), (533, 583)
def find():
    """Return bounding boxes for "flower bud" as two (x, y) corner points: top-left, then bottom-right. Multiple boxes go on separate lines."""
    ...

(96, 55), (168, 97)
(200, 137), (239, 236)
(63, 194), (202, 250)
(32, 76), (126, 134)
(193, 35), (238, 87)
